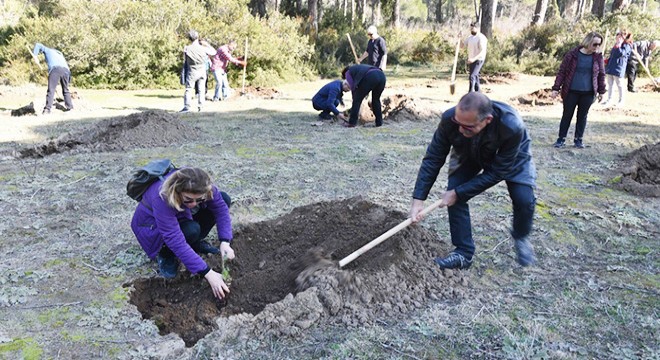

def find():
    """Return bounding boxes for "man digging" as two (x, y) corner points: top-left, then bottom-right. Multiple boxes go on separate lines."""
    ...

(409, 92), (536, 270)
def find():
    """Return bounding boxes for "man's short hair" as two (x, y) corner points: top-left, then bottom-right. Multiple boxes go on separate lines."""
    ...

(188, 30), (199, 41)
(458, 92), (493, 121)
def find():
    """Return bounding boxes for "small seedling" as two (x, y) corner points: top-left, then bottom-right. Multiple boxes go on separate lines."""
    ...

(221, 256), (232, 285)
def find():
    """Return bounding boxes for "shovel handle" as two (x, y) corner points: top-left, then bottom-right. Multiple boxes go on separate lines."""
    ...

(338, 198), (446, 268)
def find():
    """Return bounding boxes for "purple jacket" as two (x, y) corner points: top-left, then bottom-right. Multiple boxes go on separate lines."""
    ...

(130, 173), (233, 275)
(552, 46), (606, 100)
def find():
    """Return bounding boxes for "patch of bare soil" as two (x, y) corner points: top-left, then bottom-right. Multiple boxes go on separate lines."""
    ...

(354, 94), (442, 124)
(482, 72), (519, 84)
(238, 86), (283, 99)
(639, 83), (660, 92)
(11, 102), (36, 116)
(18, 110), (203, 158)
(617, 142), (660, 197)
(128, 197), (464, 347)
(516, 88), (559, 106)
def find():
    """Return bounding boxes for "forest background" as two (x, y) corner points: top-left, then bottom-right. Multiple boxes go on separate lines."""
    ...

(1, 0), (659, 90)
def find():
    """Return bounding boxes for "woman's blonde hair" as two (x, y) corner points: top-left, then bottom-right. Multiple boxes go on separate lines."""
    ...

(159, 167), (214, 211)
(581, 32), (603, 48)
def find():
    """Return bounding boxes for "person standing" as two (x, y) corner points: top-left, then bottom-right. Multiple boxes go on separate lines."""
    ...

(358, 25), (387, 70)
(32, 43), (73, 115)
(312, 79), (350, 120)
(210, 40), (246, 102)
(626, 40), (658, 92)
(130, 167), (235, 299)
(181, 30), (217, 113)
(410, 92), (536, 270)
(602, 31), (632, 107)
(464, 22), (488, 92)
(341, 64), (387, 128)
(551, 32), (606, 149)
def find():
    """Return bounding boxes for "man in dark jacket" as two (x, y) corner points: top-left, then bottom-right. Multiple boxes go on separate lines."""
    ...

(626, 40), (658, 92)
(312, 79), (349, 120)
(410, 92), (536, 270)
(341, 64), (387, 128)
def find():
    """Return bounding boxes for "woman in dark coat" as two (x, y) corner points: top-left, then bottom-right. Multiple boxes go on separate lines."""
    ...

(550, 32), (606, 149)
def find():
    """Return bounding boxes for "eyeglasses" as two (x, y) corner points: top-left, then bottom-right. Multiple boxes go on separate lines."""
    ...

(182, 196), (206, 204)
(592, 42), (602, 47)
(367, 33), (373, 36)
(451, 116), (478, 130)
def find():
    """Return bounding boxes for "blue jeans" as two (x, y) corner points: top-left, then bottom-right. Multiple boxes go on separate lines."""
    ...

(447, 165), (535, 258)
(558, 90), (594, 141)
(159, 192), (231, 259)
(212, 69), (231, 100)
(468, 60), (484, 92)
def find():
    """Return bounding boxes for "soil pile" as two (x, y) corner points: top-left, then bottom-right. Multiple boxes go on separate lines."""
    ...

(128, 197), (465, 348)
(355, 94), (441, 124)
(516, 88), (559, 106)
(482, 72), (519, 84)
(617, 142), (660, 197)
(239, 86), (283, 99)
(640, 83), (660, 92)
(11, 102), (36, 116)
(19, 110), (203, 158)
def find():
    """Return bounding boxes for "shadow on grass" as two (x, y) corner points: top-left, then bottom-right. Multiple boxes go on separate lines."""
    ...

(134, 94), (180, 99)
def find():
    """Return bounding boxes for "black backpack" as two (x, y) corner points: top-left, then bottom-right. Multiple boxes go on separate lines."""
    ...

(126, 159), (177, 202)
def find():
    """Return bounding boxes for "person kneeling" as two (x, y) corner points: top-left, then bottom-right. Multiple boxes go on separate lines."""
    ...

(312, 79), (350, 121)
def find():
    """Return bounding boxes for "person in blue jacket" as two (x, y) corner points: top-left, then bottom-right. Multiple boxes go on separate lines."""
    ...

(131, 167), (235, 299)
(32, 43), (74, 114)
(409, 92), (536, 270)
(312, 79), (349, 120)
(602, 31), (632, 107)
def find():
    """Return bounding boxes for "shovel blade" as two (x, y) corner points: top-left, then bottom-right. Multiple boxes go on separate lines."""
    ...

(450, 82), (456, 95)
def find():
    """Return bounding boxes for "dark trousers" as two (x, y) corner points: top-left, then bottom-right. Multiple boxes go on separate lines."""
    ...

(160, 192), (231, 259)
(468, 60), (484, 92)
(348, 70), (386, 126)
(45, 67), (73, 111)
(312, 98), (340, 117)
(558, 90), (594, 141)
(626, 63), (637, 91)
(447, 164), (535, 258)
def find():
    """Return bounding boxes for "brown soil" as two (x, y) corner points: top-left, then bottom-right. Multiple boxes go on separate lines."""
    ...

(639, 83), (660, 92)
(11, 102), (36, 116)
(127, 197), (464, 347)
(617, 142), (660, 197)
(482, 72), (520, 84)
(17, 110), (204, 158)
(354, 94), (442, 124)
(516, 88), (559, 106)
(238, 86), (283, 99)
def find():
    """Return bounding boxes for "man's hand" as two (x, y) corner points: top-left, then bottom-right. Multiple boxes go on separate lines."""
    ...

(220, 242), (235, 260)
(204, 269), (230, 299)
(337, 113), (347, 121)
(409, 199), (426, 223)
(440, 190), (458, 207)
(550, 90), (559, 99)
(597, 94), (603, 102)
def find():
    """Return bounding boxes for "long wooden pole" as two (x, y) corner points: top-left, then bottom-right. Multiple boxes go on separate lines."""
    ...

(632, 48), (659, 87)
(338, 198), (446, 268)
(26, 44), (43, 70)
(346, 33), (359, 64)
(242, 38), (249, 94)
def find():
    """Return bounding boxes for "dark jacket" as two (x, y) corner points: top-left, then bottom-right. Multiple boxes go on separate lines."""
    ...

(130, 172), (233, 275)
(605, 43), (632, 77)
(344, 64), (382, 92)
(628, 40), (652, 66)
(367, 37), (387, 68)
(552, 47), (606, 100)
(412, 101), (536, 202)
(312, 80), (344, 115)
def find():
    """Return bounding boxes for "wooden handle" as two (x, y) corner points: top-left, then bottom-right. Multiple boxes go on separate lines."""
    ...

(242, 38), (249, 93)
(632, 49), (659, 87)
(346, 33), (359, 64)
(338, 198), (445, 268)
(27, 44), (43, 70)
(450, 37), (461, 82)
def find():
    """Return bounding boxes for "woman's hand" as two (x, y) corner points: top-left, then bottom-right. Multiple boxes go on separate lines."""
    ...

(204, 269), (230, 299)
(551, 90), (559, 99)
(220, 242), (235, 260)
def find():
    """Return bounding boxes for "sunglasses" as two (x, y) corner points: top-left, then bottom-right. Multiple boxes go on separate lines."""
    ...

(451, 116), (478, 130)
(592, 42), (602, 47)
(182, 196), (206, 204)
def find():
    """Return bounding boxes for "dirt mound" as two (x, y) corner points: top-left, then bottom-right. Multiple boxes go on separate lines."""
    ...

(516, 88), (559, 106)
(354, 94), (441, 124)
(640, 83), (660, 92)
(617, 142), (660, 197)
(127, 197), (465, 347)
(18, 110), (203, 158)
(11, 102), (36, 116)
(238, 86), (283, 99)
(482, 72), (519, 84)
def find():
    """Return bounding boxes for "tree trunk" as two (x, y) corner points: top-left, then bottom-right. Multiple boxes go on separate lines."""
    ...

(591, 0), (604, 17)
(356, 0), (365, 22)
(436, 0), (444, 23)
(297, 0), (302, 13)
(611, 0), (630, 11)
(393, 0), (400, 27)
(576, 0), (585, 18)
(308, 0), (318, 36)
(249, 0), (268, 17)
(318, 0), (324, 24)
(563, 0), (578, 17)
(371, 0), (381, 25)
(531, 0), (549, 25)
(480, 0), (494, 38)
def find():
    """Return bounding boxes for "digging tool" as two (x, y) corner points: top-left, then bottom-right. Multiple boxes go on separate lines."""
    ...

(241, 38), (249, 95)
(450, 36), (461, 95)
(26, 44), (43, 70)
(632, 49), (659, 88)
(346, 33), (359, 64)
(338, 198), (446, 268)
(602, 29), (609, 54)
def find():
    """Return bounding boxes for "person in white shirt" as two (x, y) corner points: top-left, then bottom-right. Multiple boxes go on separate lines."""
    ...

(464, 22), (488, 92)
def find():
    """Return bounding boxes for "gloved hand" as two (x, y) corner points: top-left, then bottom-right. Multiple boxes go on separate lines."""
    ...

(220, 242), (235, 260)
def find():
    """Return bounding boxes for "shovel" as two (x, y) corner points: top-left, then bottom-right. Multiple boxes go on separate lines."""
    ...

(338, 198), (446, 268)
(449, 36), (461, 95)
(241, 38), (249, 96)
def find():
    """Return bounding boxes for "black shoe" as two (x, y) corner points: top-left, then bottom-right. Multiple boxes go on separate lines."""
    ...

(553, 138), (565, 148)
(574, 139), (585, 149)
(179, 108), (190, 113)
(628, 88), (637, 93)
(434, 252), (473, 270)
(198, 240), (220, 255)
(318, 113), (332, 120)
(157, 255), (179, 278)
(514, 238), (536, 267)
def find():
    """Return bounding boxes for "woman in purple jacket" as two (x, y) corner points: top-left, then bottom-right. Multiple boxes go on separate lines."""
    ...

(131, 167), (234, 299)
(551, 32), (606, 149)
